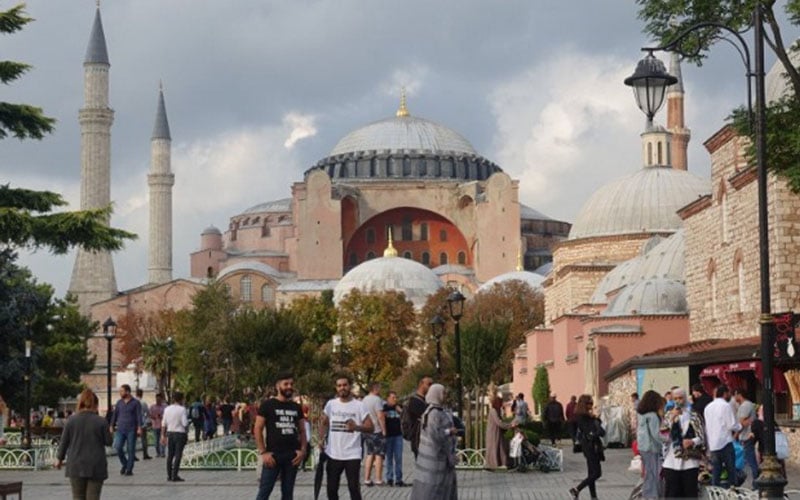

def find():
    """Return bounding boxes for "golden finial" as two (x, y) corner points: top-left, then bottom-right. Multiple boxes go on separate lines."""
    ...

(516, 247), (523, 272)
(384, 226), (398, 258)
(396, 87), (409, 117)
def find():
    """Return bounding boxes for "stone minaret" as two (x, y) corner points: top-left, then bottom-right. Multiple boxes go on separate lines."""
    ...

(69, 7), (117, 313)
(667, 52), (691, 171)
(148, 84), (174, 284)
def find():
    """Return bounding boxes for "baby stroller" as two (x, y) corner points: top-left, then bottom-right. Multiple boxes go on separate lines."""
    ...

(510, 430), (556, 472)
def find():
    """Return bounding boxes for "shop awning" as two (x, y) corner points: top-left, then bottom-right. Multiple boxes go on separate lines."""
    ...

(700, 360), (787, 394)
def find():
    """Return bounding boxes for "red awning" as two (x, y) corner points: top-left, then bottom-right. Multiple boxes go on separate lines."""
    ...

(699, 361), (787, 394)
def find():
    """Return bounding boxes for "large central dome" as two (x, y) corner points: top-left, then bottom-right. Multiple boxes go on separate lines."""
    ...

(330, 115), (477, 156)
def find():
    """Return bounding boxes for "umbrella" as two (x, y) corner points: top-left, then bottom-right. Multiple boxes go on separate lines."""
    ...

(314, 450), (328, 500)
(584, 336), (598, 401)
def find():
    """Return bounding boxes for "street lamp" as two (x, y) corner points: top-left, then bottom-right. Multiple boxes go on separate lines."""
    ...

(429, 314), (446, 377)
(166, 337), (174, 402)
(623, 52), (677, 128)
(200, 349), (209, 395)
(447, 290), (466, 419)
(102, 317), (116, 419)
(625, 6), (784, 496)
(22, 336), (32, 450)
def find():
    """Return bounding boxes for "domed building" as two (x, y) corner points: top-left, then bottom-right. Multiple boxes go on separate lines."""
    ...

(190, 95), (570, 306)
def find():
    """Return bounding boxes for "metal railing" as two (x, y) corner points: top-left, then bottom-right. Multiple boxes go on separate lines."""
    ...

(0, 445), (59, 470)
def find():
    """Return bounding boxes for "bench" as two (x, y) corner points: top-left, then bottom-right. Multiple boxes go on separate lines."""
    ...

(0, 481), (22, 499)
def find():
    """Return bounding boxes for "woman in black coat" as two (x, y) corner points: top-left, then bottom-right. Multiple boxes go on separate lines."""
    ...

(56, 389), (113, 500)
(569, 394), (605, 499)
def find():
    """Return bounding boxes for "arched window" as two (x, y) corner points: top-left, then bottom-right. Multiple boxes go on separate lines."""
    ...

(721, 189), (729, 243)
(240, 275), (252, 302)
(647, 142), (653, 166)
(440, 229), (448, 242)
(657, 142), (663, 164)
(366, 251), (376, 260)
(421, 252), (430, 266)
(366, 227), (375, 244)
(261, 284), (274, 304)
(457, 251), (466, 265)
(403, 251), (413, 259)
(402, 217), (412, 241)
(420, 223), (428, 241)
(261, 224), (270, 237)
(206, 266), (214, 278)
(439, 252), (448, 265)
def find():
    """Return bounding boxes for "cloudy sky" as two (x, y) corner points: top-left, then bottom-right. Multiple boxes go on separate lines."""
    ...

(4, 1), (796, 296)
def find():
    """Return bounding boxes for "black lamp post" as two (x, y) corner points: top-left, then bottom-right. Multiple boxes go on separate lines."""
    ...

(447, 290), (466, 419)
(625, 6), (784, 496)
(429, 314), (446, 377)
(200, 349), (209, 395)
(102, 317), (116, 419)
(166, 337), (174, 402)
(22, 335), (32, 450)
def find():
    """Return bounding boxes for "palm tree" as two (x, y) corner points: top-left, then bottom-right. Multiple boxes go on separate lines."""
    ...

(141, 337), (171, 395)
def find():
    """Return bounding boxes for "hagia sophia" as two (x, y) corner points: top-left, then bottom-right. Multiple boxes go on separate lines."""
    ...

(69, 5), (800, 463)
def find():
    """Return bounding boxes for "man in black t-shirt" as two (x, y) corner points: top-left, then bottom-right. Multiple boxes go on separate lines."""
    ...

(254, 372), (307, 500)
(383, 391), (405, 486)
(406, 376), (432, 458)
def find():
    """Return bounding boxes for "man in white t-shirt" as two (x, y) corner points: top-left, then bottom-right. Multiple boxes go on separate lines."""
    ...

(361, 382), (386, 486)
(319, 376), (373, 500)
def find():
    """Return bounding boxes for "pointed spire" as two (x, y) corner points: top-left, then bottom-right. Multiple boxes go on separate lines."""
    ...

(84, 7), (109, 65)
(152, 83), (171, 140)
(396, 87), (409, 117)
(384, 226), (398, 258)
(668, 51), (684, 93)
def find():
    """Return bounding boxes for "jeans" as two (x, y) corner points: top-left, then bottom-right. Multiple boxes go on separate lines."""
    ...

(69, 477), (104, 500)
(152, 428), (164, 456)
(384, 435), (403, 483)
(576, 446), (602, 498)
(113, 429), (137, 473)
(326, 458), (361, 500)
(710, 442), (737, 487)
(166, 432), (188, 480)
(742, 439), (759, 487)
(640, 450), (661, 499)
(256, 450), (299, 500)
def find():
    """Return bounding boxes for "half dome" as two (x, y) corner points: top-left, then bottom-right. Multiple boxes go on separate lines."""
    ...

(333, 254), (442, 309)
(569, 166), (709, 240)
(330, 115), (477, 157)
(602, 278), (687, 317)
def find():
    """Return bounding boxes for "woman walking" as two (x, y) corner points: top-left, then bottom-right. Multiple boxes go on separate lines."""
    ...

(569, 394), (604, 499)
(636, 390), (665, 500)
(661, 387), (705, 498)
(56, 389), (113, 500)
(485, 396), (512, 470)
(411, 383), (458, 500)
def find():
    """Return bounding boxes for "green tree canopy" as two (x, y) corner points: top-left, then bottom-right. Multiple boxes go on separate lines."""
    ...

(532, 365), (551, 415)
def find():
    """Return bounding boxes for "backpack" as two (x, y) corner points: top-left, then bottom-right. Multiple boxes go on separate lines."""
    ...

(401, 394), (423, 442)
(190, 403), (202, 420)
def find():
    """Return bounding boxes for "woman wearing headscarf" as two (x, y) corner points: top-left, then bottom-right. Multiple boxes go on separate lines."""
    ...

(411, 383), (458, 500)
(660, 387), (705, 498)
(56, 389), (113, 500)
(485, 396), (512, 470)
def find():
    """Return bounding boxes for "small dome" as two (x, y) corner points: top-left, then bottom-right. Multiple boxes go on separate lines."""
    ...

(333, 255), (442, 309)
(330, 115), (477, 157)
(590, 229), (685, 303)
(602, 278), (687, 317)
(201, 225), (221, 235)
(477, 270), (544, 293)
(569, 166), (709, 240)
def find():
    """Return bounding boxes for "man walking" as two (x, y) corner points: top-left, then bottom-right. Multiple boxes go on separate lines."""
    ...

(361, 382), (386, 486)
(161, 391), (189, 482)
(136, 388), (152, 460)
(403, 375), (432, 459)
(111, 384), (142, 476)
(189, 396), (205, 442)
(319, 376), (373, 500)
(544, 394), (565, 446)
(383, 391), (404, 486)
(704, 384), (741, 487)
(149, 393), (166, 458)
(565, 395), (578, 443)
(254, 372), (307, 500)
(733, 389), (758, 488)
(219, 396), (235, 436)
(691, 383), (713, 421)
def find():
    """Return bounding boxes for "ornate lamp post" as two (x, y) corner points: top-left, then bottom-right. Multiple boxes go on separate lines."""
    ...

(200, 349), (209, 395)
(102, 317), (117, 418)
(429, 314), (446, 377)
(625, 6), (784, 496)
(447, 290), (466, 418)
(166, 337), (174, 402)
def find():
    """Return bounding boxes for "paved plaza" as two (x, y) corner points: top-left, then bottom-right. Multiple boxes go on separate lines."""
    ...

(3, 443), (799, 499)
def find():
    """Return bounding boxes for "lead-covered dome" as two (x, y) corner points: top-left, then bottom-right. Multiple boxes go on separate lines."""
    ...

(569, 166), (708, 240)
(602, 278), (687, 316)
(333, 253), (442, 309)
(477, 270), (544, 293)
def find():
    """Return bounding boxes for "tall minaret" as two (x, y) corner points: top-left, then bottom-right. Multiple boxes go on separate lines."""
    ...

(667, 52), (691, 171)
(69, 6), (117, 313)
(148, 84), (174, 284)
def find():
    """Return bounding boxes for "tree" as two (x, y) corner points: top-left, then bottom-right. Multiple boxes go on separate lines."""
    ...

(532, 365), (551, 416)
(287, 292), (338, 345)
(335, 289), (418, 387)
(636, 0), (800, 190)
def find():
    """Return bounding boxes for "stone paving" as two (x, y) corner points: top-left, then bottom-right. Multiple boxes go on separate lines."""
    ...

(2, 442), (799, 499)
